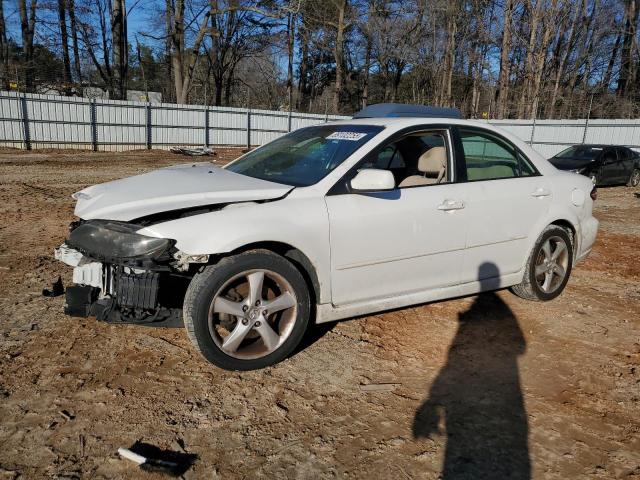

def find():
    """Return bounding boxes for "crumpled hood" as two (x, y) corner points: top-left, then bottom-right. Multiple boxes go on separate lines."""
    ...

(73, 162), (292, 221)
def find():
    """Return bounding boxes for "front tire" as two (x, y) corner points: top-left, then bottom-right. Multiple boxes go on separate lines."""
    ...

(183, 250), (310, 370)
(511, 226), (573, 301)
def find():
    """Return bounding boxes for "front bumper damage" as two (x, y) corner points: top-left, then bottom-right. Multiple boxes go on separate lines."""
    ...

(55, 243), (188, 327)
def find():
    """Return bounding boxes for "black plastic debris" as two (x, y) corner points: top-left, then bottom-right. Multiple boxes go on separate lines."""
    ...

(118, 441), (197, 477)
(42, 276), (64, 297)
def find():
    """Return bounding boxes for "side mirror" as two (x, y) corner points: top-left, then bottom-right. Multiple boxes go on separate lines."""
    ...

(350, 169), (395, 192)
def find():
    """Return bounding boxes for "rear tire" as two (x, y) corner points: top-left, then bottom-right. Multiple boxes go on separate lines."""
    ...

(511, 226), (573, 301)
(628, 168), (640, 187)
(183, 250), (310, 370)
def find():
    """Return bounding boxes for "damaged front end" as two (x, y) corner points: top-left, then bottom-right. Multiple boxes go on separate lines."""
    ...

(55, 220), (201, 326)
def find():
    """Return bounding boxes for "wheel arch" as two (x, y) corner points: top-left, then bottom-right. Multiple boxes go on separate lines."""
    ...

(227, 241), (321, 305)
(549, 218), (577, 256)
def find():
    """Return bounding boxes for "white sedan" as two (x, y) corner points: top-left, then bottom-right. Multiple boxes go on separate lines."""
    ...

(55, 105), (599, 370)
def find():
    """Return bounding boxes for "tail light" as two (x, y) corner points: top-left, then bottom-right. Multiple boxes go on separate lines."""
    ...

(590, 186), (597, 201)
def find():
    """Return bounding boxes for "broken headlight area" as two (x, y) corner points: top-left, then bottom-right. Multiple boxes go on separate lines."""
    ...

(55, 218), (188, 326)
(61, 261), (190, 326)
(67, 219), (175, 268)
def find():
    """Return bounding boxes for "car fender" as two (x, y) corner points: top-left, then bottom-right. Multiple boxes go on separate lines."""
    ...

(137, 196), (333, 303)
(519, 173), (592, 273)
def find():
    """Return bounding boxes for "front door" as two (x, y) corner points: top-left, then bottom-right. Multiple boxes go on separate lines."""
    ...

(325, 129), (468, 306)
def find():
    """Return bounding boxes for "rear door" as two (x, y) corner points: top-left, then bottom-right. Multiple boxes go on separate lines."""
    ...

(600, 147), (619, 184)
(617, 147), (635, 182)
(454, 127), (552, 285)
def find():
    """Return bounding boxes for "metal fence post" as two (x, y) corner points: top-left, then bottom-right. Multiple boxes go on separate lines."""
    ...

(90, 99), (98, 151)
(287, 110), (292, 132)
(204, 107), (210, 147)
(246, 108), (251, 150)
(529, 107), (538, 146)
(146, 102), (152, 149)
(582, 93), (594, 144)
(20, 94), (31, 150)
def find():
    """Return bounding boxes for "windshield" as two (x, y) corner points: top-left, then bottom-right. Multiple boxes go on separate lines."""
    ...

(554, 146), (602, 160)
(225, 124), (383, 187)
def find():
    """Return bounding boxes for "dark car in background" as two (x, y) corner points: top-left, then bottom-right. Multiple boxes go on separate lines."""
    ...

(549, 145), (640, 187)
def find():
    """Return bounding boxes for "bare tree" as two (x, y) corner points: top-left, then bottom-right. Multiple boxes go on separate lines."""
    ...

(617, 0), (638, 96)
(18, 0), (38, 92)
(57, 0), (72, 84)
(68, 0), (82, 82)
(111, 0), (128, 99)
(496, 0), (515, 118)
(0, 0), (9, 90)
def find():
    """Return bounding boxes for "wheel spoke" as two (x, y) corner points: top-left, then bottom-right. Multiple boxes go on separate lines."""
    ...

(541, 240), (552, 260)
(542, 272), (553, 291)
(221, 320), (253, 353)
(247, 271), (264, 305)
(552, 264), (566, 278)
(263, 292), (296, 314)
(213, 297), (245, 317)
(254, 320), (280, 351)
(551, 242), (566, 261)
(535, 264), (547, 277)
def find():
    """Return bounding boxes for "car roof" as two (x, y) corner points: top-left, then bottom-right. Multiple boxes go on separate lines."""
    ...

(570, 144), (625, 149)
(323, 117), (494, 128)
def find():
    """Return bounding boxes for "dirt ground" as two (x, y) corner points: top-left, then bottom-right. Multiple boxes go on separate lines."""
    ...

(0, 149), (639, 480)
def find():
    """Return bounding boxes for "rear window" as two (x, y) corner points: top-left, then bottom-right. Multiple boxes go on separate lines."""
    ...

(554, 146), (602, 160)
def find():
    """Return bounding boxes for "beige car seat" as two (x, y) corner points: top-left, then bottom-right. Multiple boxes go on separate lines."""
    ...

(398, 146), (447, 187)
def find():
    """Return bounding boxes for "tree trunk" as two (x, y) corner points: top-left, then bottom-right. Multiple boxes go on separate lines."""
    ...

(496, 0), (514, 118)
(111, 0), (128, 100)
(286, 12), (295, 111)
(171, 0), (211, 104)
(601, 33), (621, 91)
(18, 0), (37, 92)
(528, 0), (557, 118)
(297, 16), (310, 110)
(442, 15), (456, 107)
(549, 1), (580, 118)
(58, 0), (72, 85)
(67, 0), (82, 82)
(617, 0), (638, 96)
(362, 31), (371, 108)
(560, 0), (597, 118)
(519, 0), (543, 118)
(0, 0), (8, 90)
(332, 0), (347, 114)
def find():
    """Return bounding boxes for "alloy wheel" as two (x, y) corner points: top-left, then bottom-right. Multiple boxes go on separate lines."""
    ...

(534, 236), (570, 294)
(207, 269), (298, 359)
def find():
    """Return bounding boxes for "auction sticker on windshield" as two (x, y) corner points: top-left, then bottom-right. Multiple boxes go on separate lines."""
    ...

(326, 132), (368, 141)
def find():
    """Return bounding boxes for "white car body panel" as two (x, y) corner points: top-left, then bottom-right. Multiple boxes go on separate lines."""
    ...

(325, 183), (468, 305)
(66, 117), (599, 323)
(73, 162), (291, 221)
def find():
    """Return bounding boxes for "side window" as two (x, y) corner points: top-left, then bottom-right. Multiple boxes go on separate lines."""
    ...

(518, 153), (537, 176)
(460, 129), (533, 181)
(618, 148), (631, 160)
(356, 129), (450, 188)
(360, 144), (406, 170)
(602, 148), (617, 164)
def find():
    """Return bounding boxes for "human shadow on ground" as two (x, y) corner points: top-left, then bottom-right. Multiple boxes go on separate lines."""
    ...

(413, 262), (530, 479)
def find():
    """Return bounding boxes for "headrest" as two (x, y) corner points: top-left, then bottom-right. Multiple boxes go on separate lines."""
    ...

(418, 146), (447, 174)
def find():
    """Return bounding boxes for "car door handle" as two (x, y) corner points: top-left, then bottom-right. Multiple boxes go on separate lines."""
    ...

(437, 199), (465, 211)
(531, 187), (551, 198)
